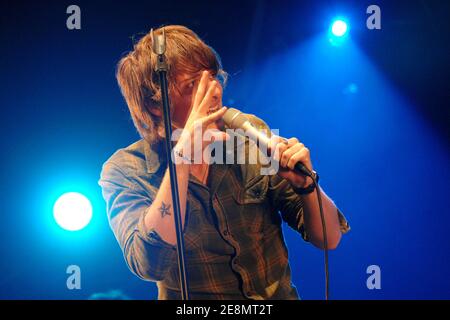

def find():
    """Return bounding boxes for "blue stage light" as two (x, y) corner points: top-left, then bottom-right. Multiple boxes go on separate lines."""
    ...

(53, 192), (92, 231)
(331, 19), (348, 37)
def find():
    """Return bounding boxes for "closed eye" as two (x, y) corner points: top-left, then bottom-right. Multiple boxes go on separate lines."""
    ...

(182, 79), (198, 94)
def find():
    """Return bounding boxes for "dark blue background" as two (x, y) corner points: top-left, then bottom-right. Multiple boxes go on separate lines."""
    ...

(0, 0), (448, 299)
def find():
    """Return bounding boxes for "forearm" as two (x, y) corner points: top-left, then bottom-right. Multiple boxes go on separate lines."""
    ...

(144, 162), (191, 246)
(302, 186), (342, 249)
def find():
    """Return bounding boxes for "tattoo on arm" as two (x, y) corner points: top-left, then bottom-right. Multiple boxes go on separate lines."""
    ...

(159, 202), (172, 218)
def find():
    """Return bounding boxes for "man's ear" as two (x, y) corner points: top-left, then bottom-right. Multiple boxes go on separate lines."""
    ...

(149, 107), (162, 117)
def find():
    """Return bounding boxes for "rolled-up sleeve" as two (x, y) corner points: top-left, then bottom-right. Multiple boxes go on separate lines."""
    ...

(245, 114), (350, 241)
(99, 162), (177, 282)
(269, 175), (350, 241)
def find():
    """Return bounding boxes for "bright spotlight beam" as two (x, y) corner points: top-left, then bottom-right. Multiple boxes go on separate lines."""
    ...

(331, 19), (348, 37)
(53, 192), (93, 231)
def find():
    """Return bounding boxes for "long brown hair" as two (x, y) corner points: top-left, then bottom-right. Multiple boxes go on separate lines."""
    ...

(116, 25), (227, 144)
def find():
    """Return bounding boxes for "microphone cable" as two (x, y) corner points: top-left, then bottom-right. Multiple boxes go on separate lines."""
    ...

(310, 174), (329, 300)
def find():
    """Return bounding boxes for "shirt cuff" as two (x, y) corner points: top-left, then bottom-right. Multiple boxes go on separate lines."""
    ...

(337, 207), (351, 234)
(137, 208), (177, 251)
(300, 207), (350, 242)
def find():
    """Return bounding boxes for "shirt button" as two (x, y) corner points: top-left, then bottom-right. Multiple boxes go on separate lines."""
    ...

(223, 230), (229, 236)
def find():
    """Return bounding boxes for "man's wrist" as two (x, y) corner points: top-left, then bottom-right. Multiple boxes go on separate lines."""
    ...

(292, 170), (319, 195)
(173, 147), (194, 164)
(172, 133), (195, 165)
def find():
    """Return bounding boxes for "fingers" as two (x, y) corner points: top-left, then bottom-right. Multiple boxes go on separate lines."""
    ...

(269, 135), (289, 162)
(192, 70), (211, 111)
(187, 106), (225, 134)
(198, 107), (229, 145)
(203, 106), (227, 125)
(208, 128), (230, 142)
(197, 79), (220, 114)
(194, 70), (217, 110)
(273, 137), (312, 187)
(268, 136), (281, 154)
(285, 137), (299, 147)
(280, 141), (304, 168)
(270, 136), (310, 170)
(286, 147), (310, 170)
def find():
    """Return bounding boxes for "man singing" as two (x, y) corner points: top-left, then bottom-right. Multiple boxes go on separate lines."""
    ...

(99, 25), (350, 300)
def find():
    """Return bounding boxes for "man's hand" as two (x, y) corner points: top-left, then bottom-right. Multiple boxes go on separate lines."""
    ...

(269, 136), (314, 188)
(175, 70), (228, 162)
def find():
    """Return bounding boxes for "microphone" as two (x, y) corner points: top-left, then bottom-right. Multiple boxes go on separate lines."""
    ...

(222, 107), (313, 177)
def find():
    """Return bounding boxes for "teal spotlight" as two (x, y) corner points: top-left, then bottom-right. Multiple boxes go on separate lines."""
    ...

(331, 19), (348, 37)
(53, 192), (92, 231)
(328, 18), (350, 46)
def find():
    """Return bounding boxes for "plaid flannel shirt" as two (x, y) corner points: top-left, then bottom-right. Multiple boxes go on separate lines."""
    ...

(99, 115), (350, 300)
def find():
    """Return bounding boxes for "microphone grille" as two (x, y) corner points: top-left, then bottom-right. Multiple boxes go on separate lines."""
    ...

(223, 107), (249, 129)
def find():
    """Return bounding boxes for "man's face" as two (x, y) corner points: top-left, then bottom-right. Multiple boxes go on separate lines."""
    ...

(171, 70), (223, 129)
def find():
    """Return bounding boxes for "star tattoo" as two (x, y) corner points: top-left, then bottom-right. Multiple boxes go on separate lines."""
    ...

(159, 202), (172, 218)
